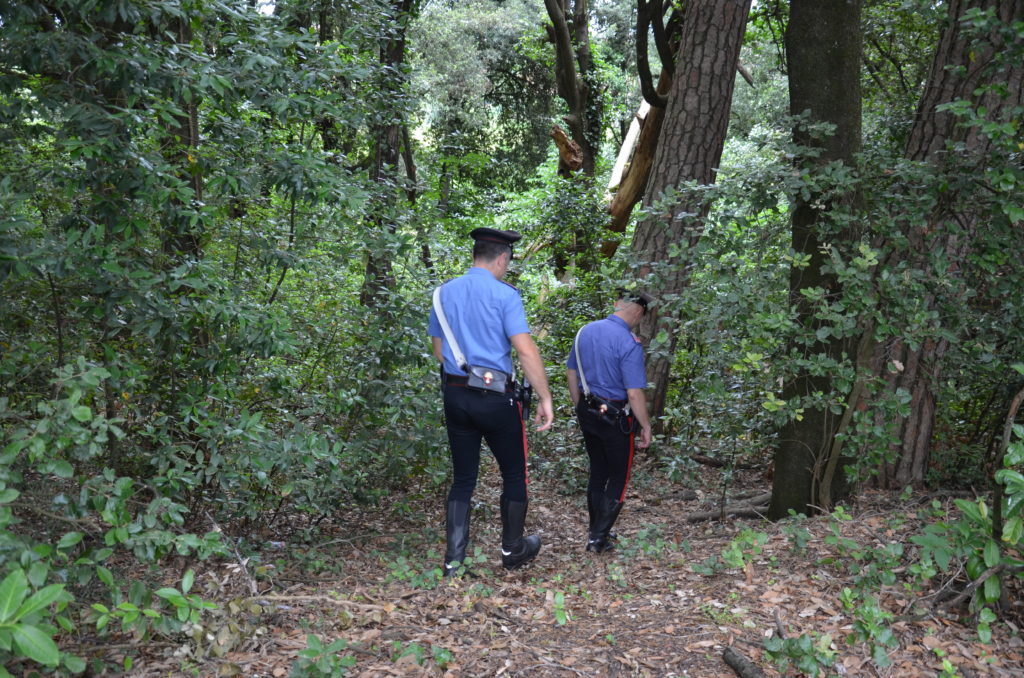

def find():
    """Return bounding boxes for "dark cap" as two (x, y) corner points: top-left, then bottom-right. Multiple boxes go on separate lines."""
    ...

(469, 227), (522, 246)
(617, 288), (655, 310)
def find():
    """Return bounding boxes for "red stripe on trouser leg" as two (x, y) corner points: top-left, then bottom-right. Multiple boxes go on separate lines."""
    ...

(517, 402), (529, 487)
(619, 417), (635, 502)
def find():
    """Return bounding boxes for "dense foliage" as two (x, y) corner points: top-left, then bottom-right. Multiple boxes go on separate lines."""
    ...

(0, 0), (1022, 674)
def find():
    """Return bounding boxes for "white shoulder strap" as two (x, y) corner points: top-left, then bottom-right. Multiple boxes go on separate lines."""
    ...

(573, 327), (591, 396)
(433, 285), (467, 370)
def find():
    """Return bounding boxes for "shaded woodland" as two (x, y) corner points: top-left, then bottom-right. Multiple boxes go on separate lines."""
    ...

(1, 1), (1022, 675)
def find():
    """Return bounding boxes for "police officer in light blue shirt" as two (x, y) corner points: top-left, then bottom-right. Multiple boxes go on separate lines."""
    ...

(429, 228), (554, 577)
(567, 289), (653, 553)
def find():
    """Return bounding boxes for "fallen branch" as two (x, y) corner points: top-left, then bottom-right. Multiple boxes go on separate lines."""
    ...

(246, 594), (385, 612)
(723, 646), (767, 678)
(690, 454), (762, 470)
(683, 505), (768, 522)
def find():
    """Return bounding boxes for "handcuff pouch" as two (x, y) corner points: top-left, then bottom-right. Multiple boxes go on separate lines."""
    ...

(466, 365), (509, 393)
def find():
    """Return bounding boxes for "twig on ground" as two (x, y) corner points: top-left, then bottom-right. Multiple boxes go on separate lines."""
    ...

(773, 608), (787, 639)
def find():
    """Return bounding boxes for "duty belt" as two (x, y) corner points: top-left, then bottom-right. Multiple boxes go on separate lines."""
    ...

(445, 374), (515, 392)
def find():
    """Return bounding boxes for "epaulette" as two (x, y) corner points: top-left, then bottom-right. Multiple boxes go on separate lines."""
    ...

(498, 279), (519, 292)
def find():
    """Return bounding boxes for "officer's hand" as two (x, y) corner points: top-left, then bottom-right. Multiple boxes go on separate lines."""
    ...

(637, 424), (652, 449)
(533, 397), (554, 432)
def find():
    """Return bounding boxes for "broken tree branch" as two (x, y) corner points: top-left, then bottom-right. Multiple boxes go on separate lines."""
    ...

(723, 646), (767, 678)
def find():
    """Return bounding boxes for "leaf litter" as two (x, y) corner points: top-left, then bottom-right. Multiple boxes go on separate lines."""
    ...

(97, 459), (1022, 677)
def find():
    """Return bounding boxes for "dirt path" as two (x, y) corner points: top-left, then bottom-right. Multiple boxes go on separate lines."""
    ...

(116, 460), (1023, 677)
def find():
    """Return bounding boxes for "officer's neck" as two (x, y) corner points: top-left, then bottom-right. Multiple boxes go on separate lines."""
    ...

(613, 307), (642, 330)
(472, 257), (508, 279)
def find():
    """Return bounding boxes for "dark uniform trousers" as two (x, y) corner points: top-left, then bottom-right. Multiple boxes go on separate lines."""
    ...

(441, 380), (540, 574)
(576, 400), (635, 548)
(443, 383), (528, 503)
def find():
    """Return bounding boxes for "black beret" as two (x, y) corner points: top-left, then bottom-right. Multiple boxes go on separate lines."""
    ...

(469, 227), (522, 245)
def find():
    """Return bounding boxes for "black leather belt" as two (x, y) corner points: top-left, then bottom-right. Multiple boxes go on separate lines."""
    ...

(445, 374), (514, 392)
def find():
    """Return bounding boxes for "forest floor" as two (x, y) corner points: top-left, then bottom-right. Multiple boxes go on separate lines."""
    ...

(95, 458), (1023, 678)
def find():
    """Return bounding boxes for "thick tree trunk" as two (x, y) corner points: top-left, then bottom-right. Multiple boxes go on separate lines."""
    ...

(768, 0), (862, 519)
(631, 0), (752, 420)
(868, 0), (1024, 487)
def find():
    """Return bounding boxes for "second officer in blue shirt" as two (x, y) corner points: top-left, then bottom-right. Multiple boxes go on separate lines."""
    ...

(429, 228), (554, 577)
(567, 290), (653, 553)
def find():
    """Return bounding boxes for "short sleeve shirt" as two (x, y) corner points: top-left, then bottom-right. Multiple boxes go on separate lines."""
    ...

(566, 314), (646, 401)
(429, 267), (531, 376)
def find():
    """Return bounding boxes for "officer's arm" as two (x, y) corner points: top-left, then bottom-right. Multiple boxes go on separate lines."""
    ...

(510, 333), (554, 431)
(627, 387), (653, 449)
(431, 336), (444, 363)
(566, 369), (581, 406)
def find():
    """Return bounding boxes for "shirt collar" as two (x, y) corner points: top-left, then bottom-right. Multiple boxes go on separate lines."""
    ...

(468, 266), (497, 279)
(606, 314), (630, 330)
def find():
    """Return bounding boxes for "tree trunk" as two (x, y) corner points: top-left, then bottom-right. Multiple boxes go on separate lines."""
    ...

(544, 0), (600, 176)
(868, 0), (1024, 488)
(630, 0), (752, 421)
(605, 68), (673, 256)
(768, 0), (862, 519)
(163, 15), (203, 259)
(360, 0), (413, 308)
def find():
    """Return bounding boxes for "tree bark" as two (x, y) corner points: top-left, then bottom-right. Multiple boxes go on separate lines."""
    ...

(768, 0), (862, 519)
(163, 15), (203, 259)
(630, 0), (752, 421)
(360, 0), (414, 308)
(868, 0), (1024, 488)
(544, 0), (600, 176)
(606, 68), (673, 248)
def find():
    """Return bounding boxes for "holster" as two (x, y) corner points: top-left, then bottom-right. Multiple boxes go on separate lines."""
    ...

(585, 393), (624, 426)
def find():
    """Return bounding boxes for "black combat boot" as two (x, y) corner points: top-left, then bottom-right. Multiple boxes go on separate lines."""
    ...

(443, 500), (471, 578)
(586, 490), (616, 550)
(586, 496), (623, 553)
(500, 496), (541, 570)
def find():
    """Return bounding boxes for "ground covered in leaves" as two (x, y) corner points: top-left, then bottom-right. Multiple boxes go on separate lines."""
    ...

(91, 460), (1023, 677)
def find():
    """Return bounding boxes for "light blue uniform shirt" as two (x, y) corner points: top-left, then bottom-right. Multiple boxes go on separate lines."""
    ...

(429, 267), (531, 377)
(567, 314), (647, 401)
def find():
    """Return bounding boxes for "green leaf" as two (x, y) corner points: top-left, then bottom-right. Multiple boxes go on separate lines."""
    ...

(0, 570), (29, 623)
(57, 532), (83, 550)
(0, 489), (19, 504)
(63, 653), (87, 673)
(96, 566), (114, 588)
(983, 540), (1001, 568)
(51, 460), (74, 478)
(982, 575), (1001, 603)
(12, 623), (60, 667)
(71, 406), (92, 422)
(1002, 516), (1023, 545)
(181, 569), (194, 595)
(154, 588), (187, 607)
(14, 584), (66, 622)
